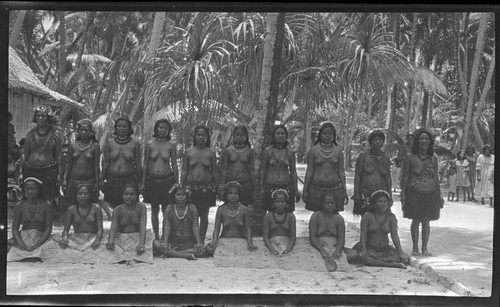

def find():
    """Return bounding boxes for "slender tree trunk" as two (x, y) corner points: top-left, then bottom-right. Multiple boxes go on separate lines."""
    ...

(305, 112), (312, 156)
(421, 90), (429, 127)
(385, 85), (392, 129)
(147, 12), (166, 61)
(476, 45), (495, 115)
(366, 87), (373, 128)
(460, 13), (470, 116)
(405, 13), (418, 134)
(344, 93), (363, 169)
(471, 115), (484, 150)
(76, 12), (96, 68)
(57, 11), (67, 92)
(9, 10), (27, 48)
(462, 12), (489, 150)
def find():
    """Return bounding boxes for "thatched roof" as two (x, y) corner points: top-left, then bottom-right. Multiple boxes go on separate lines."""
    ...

(8, 46), (83, 109)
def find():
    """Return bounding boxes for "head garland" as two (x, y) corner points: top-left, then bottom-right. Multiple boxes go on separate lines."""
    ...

(271, 189), (289, 200)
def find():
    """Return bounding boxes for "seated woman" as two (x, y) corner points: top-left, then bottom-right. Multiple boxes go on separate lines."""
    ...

(346, 190), (410, 269)
(309, 192), (346, 271)
(59, 183), (103, 250)
(152, 184), (210, 260)
(210, 181), (257, 251)
(263, 189), (296, 256)
(106, 183), (154, 262)
(7, 177), (53, 261)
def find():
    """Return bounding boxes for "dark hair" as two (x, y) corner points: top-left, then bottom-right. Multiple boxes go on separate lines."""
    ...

(232, 125), (251, 148)
(466, 145), (476, 155)
(113, 117), (134, 137)
(75, 183), (91, 201)
(482, 144), (492, 155)
(222, 181), (241, 203)
(193, 125), (211, 147)
(152, 119), (172, 140)
(367, 190), (394, 216)
(320, 192), (339, 215)
(368, 130), (385, 146)
(76, 119), (98, 143)
(22, 178), (45, 201)
(122, 182), (139, 195)
(411, 128), (434, 156)
(456, 150), (465, 160)
(19, 138), (26, 146)
(314, 122), (338, 146)
(169, 184), (190, 200)
(271, 125), (289, 147)
(32, 109), (58, 126)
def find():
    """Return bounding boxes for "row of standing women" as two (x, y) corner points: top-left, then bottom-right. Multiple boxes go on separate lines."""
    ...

(17, 105), (454, 260)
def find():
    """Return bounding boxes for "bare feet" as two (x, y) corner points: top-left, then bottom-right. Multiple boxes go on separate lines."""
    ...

(421, 249), (432, 257)
(411, 249), (421, 256)
(186, 253), (198, 261)
(324, 258), (338, 272)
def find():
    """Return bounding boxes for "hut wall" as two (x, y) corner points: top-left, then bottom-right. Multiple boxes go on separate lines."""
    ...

(8, 91), (44, 144)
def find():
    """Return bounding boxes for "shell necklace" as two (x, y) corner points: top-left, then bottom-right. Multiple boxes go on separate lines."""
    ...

(321, 212), (335, 236)
(174, 204), (188, 220)
(272, 211), (287, 224)
(226, 203), (240, 218)
(115, 136), (132, 145)
(25, 200), (40, 222)
(318, 143), (335, 159)
(374, 213), (387, 226)
(155, 137), (168, 143)
(77, 204), (92, 219)
(77, 140), (93, 152)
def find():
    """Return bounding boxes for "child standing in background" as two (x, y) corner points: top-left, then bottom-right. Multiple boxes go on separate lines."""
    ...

(447, 160), (457, 201)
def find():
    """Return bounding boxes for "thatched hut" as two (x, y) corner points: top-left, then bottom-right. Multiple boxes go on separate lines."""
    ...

(8, 46), (83, 144)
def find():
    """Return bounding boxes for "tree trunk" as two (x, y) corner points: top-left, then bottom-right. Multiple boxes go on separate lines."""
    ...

(252, 12), (279, 166)
(147, 12), (166, 61)
(471, 115), (484, 150)
(57, 11), (67, 93)
(305, 112), (312, 156)
(385, 85), (392, 129)
(462, 12), (489, 150)
(9, 10), (27, 48)
(76, 12), (96, 69)
(344, 93), (363, 169)
(476, 45), (495, 115)
(421, 90), (429, 127)
(428, 92), (434, 128)
(405, 13), (418, 134)
(366, 87), (373, 128)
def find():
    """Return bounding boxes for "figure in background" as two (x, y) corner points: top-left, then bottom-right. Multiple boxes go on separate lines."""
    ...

(100, 117), (142, 209)
(181, 125), (218, 243)
(62, 119), (112, 221)
(455, 150), (471, 202)
(395, 133), (414, 191)
(352, 130), (392, 216)
(302, 122), (348, 213)
(346, 190), (409, 269)
(263, 189), (296, 256)
(142, 119), (178, 240)
(465, 145), (478, 201)
(475, 144), (494, 206)
(446, 160), (457, 201)
(219, 125), (256, 208)
(401, 128), (443, 257)
(21, 105), (63, 218)
(260, 125), (300, 213)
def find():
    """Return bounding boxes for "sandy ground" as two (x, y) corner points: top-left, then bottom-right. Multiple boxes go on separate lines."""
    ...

(7, 167), (493, 301)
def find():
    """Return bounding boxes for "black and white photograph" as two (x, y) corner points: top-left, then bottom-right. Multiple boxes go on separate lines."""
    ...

(2, 2), (498, 306)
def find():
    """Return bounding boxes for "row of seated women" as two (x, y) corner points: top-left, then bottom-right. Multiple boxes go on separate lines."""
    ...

(9, 178), (410, 270)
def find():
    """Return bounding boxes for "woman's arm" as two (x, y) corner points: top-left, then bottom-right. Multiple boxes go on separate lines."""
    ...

(94, 204), (104, 244)
(289, 147), (300, 201)
(302, 148), (314, 203)
(249, 149), (257, 192)
(162, 206), (172, 244)
(389, 216), (404, 254)
(142, 143), (151, 193)
(100, 140), (110, 186)
(180, 151), (189, 186)
(210, 149), (219, 186)
(134, 141), (142, 187)
(60, 206), (74, 248)
(93, 144), (101, 194)
(260, 148), (269, 193)
(262, 213), (278, 255)
(334, 215), (345, 257)
(62, 144), (74, 187)
(211, 206), (223, 246)
(359, 213), (369, 257)
(432, 155), (444, 206)
(284, 213), (297, 254)
(170, 143), (179, 182)
(106, 207), (119, 249)
(337, 150), (349, 205)
(33, 201), (53, 251)
(138, 204), (147, 247)
(54, 136), (63, 184)
(11, 203), (27, 250)
(400, 154), (411, 204)
(384, 155), (393, 195)
(219, 148), (229, 187)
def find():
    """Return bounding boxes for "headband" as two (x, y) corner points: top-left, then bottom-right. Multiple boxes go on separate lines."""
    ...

(271, 189), (289, 199)
(24, 177), (43, 185)
(33, 105), (51, 115)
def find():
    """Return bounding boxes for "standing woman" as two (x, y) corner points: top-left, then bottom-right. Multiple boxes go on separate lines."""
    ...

(401, 128), (444, 256)
(100, 117), (142, 209)
(465, 145), (478, 201)
(181, 125), (219, 243)
(62, 119), (112, 221)
(475, 144), (494, 206)
(219, 125), (256, 207)
(142, 119), (178, 240)
(352, 130), (392, 216)
(260, 125), (300, 213)
(455, 150), (471, 202)
(302, 122), (348, 212)
(21, 105), (64, 215)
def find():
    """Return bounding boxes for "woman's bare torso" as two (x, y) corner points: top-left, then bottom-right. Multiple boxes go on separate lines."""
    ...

(69, 142), (97, 179)
(147, 141), (174, 177)
(220, 205), (247, 238)
(359, 151), (390, 192)
(108, 139), (137, 174)
(116, 203), (144, 233)
(186, 147), (215, 185)
(407, 154), (438, 192)
(225, 146), (253, 183)
(264, 146), (293, 185)
(364, 212), (392, 250)
(71, 204), (100, 233)
(311, 145), (342, 184)
(26, 133), (58, 167)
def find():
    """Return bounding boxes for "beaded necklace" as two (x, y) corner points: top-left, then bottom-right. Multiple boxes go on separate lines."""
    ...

(25, 200), (40, 222)
(272, 211), (287, 224)
(77, 140), (93, 152)
(226, 203), (240, 218)
(115, 136), (132, 145)
(174, 204), (188, 220)
(318, 143), (335, 159)
(77, 204), (92, 219)
(154, 137), (168, 143)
